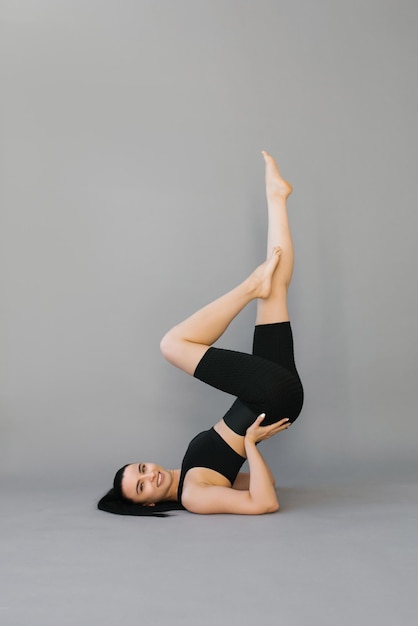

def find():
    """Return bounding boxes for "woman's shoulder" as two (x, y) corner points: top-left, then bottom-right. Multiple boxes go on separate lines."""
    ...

(181, 467), (232, 513)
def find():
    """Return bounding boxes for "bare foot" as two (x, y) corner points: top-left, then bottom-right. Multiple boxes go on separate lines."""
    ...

(262, 151), (293, 199)
(249, 247), (282, 299)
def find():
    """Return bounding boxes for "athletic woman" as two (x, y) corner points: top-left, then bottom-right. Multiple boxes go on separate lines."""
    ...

(98, 151), (304, 516)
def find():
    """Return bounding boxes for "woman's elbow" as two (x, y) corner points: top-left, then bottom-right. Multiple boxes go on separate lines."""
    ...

(252, 499), (280, 514)
(266, 500), (280, 513)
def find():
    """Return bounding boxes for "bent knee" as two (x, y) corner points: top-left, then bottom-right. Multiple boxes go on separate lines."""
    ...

(263, 378), (304, 421)
(160, 330), (181, 363)
(160, 331), (209, 376)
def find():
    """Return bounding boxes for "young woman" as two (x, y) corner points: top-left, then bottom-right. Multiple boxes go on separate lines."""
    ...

(98, 151), (304, 516)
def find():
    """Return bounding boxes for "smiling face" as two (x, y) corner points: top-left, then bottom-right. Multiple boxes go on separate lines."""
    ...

(121, 462), (174, 506)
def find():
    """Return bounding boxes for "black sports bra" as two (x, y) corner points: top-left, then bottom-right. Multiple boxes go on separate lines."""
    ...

(177, 427), (246, 505)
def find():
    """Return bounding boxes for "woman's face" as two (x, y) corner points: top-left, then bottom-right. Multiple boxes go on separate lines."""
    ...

(121, 462), (171, 505)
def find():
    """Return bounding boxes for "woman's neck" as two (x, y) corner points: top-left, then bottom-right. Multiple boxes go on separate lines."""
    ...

(167, 469), (181, 501)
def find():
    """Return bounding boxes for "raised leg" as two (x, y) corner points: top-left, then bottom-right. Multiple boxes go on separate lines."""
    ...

(160, 248), (282, 375)
(256, 151), (294, 325)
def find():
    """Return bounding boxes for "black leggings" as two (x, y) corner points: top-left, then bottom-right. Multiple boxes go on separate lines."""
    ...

(193, 321), (304, 435)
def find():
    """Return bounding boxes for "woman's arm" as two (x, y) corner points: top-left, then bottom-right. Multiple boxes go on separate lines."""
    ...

(233, 465), (276, 490)
(243, 414), (291, 509)
(244, 437), (279, 512)
(182, 415), (289, 515)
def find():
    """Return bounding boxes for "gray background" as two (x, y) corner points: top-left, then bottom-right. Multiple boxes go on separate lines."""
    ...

(1, 1), (417, 625)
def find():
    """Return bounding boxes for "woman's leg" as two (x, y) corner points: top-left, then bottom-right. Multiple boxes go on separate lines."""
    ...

(160, 248), (282, 376)
(255, 151), (294, 325)
(161, 152), (304, 430)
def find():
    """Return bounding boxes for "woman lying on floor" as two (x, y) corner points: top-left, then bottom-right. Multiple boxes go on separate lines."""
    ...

(98, 151), (304, 517)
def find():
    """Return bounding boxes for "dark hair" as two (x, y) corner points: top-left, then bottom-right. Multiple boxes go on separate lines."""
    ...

(97, 464), (185, 518)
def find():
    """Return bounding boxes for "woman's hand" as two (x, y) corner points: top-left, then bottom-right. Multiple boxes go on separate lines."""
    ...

(245, 413), (291, 444)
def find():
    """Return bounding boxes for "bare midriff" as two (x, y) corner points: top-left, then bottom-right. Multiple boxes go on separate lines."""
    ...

(213, 419), (247, 459)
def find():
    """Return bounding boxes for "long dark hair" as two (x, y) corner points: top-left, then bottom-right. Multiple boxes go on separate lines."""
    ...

(97, 464), (184, 518)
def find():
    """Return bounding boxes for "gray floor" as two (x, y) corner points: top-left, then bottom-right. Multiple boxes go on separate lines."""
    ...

(1, 474), (417, 626)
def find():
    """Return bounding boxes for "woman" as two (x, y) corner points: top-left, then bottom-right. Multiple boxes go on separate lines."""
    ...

(98, 151), (304, 516)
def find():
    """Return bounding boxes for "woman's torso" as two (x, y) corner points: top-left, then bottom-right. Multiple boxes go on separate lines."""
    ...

(178, 419), (246, 503)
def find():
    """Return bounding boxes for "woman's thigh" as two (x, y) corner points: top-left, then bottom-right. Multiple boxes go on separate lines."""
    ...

(194, 344), (304, 435)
